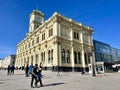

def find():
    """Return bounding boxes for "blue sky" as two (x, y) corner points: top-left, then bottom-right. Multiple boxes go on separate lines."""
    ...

(0, 0), (120, 58)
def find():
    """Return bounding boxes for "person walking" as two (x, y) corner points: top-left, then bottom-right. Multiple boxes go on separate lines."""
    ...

(25, 64), (29, 77)
(11, 65), (15, 75)
(56, 65), (60, 76)
(52, 65), (54, 72)
(7, 65), (11, 75)
(31, 64), (38, 88)
(36, 67), (43, 87)
(29, 63), (33, 76)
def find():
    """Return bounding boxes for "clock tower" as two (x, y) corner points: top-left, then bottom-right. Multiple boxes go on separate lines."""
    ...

(29, 9), (44, 32)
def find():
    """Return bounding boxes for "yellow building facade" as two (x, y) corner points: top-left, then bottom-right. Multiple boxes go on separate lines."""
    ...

(15, 10), (95, 72)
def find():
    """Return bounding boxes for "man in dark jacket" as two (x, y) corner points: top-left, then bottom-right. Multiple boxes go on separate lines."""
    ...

(31, 64), (38, 87)
(11, 65), (15, 75)
(25, 64), (29, 77)
(7, 65), (11, 75)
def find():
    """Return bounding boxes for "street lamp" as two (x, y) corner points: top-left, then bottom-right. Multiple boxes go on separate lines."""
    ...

(92, 61), (96, 76)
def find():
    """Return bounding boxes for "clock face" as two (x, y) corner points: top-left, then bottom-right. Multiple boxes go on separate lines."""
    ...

(36, 16), (42, 22)
(30, 15), (43, 23)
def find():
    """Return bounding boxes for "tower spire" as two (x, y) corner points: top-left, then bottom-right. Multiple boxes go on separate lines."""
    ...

(36, 2), (38, 10)
(36, 0), (39, 10)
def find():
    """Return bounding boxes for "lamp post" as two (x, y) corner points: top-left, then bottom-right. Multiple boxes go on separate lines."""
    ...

(92, 60), (96, 76)
(91, 53), (96, 76)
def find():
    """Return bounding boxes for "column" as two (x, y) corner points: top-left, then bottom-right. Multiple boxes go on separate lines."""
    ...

(81, 49), (86, 72)
(53, 21), (60, 66)
(71, 46), (75, 72)
(81, 28), (86, 72)
(92, 51), (96, 76)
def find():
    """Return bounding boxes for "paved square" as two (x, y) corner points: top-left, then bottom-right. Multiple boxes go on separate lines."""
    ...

(0, 70), (120, 90)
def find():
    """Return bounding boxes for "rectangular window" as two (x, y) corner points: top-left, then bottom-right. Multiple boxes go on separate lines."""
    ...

(42, 33), (45, 41)
(77, 33), (79, 39)
(49, 30), (50, 37)
(28, 42), (30, 47)
(44, 33), (45, 40)
(74, 32), (79, 40)
(49, 28), (53, 37)
(36, 37), (39, 43)
(74, 32), (76, 39)
(51, 29), (53, 36)
(32, 40), (34, 46)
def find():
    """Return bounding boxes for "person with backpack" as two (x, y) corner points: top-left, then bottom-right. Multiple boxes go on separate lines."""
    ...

(31, 64), (38, 88)
(36, 67), (43, 87)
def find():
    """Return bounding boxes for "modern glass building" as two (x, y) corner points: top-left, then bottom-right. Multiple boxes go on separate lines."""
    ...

(93, 40), (111, 62)
(93, 40), (120, 71)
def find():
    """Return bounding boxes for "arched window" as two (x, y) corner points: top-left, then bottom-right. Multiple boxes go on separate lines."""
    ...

(62, 49), (65, 63)
(48, 50), (50, 63)
(88, 56), (90, 63)
(24, 58), (26, 66)
(27, 57), (29, 64)
(67, 50), (70, 63)
(84, 53), (87, 65)
(78, 52), (81, 64)
(21, 59), (23, 66)
(41, 52), (43, 63)
(44, 52), (45, 62)
(51, 49), (53, 63)
(35, 54), (38, 64)
(31, 56), (33, 63)
(74, 51), (77, 64)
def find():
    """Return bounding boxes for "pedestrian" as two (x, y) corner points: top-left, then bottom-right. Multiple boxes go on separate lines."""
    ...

(7, 65), (11, 75)
(29, 63), (33, 76)
(31, 64), (38, 88)
(36, 67), (43, 87)
(25, 64), (29, 77)
(56, 65), (60, 76)
(22, 66), (24, 70)
(11, 65), (15, 75)
(52, 65), (54, 72)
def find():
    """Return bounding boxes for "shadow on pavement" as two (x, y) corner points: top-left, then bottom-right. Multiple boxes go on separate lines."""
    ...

(0, 82), (4, 84)
(43, 82), (65, 87)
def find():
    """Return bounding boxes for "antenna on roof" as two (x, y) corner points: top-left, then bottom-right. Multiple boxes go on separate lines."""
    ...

(36, 2), (39, 10)
(36, 0), (40, 10)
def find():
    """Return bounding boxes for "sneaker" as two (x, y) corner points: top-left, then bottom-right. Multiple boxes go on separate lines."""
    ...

(41, 85), (43, 87)
(35, 84), (37, 87)
(31, 86), (34, 88)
